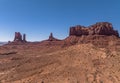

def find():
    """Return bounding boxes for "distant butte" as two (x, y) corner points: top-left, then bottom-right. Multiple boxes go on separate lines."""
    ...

(8, 32), (27, 44)
(48, 33), (61, 41)
(14, 32), (27, 43)
(69, 22), (119, 37)
(14, 32), (23, 42)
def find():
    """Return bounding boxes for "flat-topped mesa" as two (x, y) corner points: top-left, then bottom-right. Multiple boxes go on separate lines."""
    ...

(70, 25), (88, 36)
(69, 22), (119, 37)
(13, 32), (27, 43)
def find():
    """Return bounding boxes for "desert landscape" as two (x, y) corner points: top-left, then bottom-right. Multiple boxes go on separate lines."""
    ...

(0, 22), (120, 83)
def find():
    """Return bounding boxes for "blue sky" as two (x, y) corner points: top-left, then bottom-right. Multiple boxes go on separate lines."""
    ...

(0, 0), (120, 41)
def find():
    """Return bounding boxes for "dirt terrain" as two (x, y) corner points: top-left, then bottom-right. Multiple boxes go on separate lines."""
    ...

(0, 40), (120, 83)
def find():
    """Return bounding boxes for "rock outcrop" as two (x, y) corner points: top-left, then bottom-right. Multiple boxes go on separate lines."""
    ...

(13, 32), (27, 43)
(23, 34), (27, 42)
(14, 32), (23, 42)
(48, 33), (60, 41)
(69, 22), (119, 37)
(64, 22), (120, 47)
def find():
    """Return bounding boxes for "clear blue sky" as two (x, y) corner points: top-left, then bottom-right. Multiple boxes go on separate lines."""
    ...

(0, 0), (120, 41)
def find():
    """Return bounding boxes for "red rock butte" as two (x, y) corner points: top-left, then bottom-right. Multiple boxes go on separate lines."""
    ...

(13, 32), (27, 43)
(69, 22), (119, 37)
(48, 33), (61, 41)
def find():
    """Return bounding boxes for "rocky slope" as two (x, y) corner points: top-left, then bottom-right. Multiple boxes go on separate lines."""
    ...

(0, 43), (120, 83)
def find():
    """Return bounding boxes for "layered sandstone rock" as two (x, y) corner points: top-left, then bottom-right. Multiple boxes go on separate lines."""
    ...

(13, 32), (27, 43)
(14, 32), (23, 42)
(69, 22), (119, 37)
(65, 22), (120, 47)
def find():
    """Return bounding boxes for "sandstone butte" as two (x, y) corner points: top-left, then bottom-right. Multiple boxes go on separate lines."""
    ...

(69, 22), (119, 37)
(0, 22), (120, 83)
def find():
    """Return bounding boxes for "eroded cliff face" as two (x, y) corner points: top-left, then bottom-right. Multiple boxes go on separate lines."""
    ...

(9, 32), (27, 44)
(69, 22), (119, 37)
(65, 22), (120, 47)
(14, 32), (23, 42)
